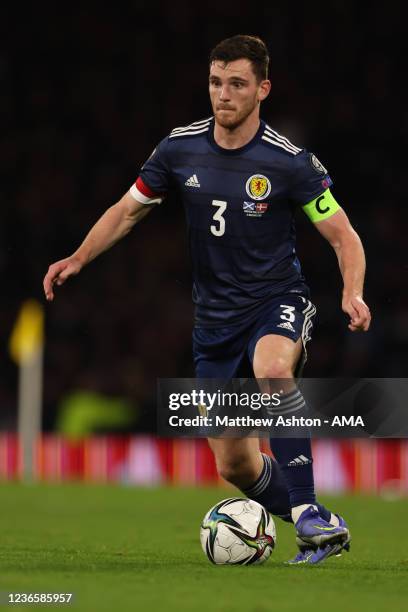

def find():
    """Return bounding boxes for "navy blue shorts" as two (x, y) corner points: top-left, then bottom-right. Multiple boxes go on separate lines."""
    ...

(193, 294), (316, 379)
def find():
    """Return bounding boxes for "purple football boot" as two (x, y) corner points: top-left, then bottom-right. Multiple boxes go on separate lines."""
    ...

(287, 514), (351, 565)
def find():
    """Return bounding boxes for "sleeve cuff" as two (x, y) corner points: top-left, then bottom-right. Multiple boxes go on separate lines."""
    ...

(129, 181), (164, 205)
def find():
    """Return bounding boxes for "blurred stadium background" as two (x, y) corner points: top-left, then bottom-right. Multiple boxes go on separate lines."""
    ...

(1, 1), (407, 494)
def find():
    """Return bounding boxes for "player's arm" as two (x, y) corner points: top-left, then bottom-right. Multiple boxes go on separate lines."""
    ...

(303, 191), (371, 332)
(43, 192), (155, 301)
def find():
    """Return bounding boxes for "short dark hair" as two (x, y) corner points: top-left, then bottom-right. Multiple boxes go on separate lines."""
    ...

(209, 35), (269, 82)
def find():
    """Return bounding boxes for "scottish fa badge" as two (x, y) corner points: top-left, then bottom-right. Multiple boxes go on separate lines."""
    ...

(245, 174), (272, 200)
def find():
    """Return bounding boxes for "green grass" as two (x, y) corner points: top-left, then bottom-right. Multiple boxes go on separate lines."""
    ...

(0, 483), (407, 611)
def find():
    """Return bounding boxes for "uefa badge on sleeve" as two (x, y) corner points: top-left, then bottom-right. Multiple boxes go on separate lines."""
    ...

(310, 154), (328, 174)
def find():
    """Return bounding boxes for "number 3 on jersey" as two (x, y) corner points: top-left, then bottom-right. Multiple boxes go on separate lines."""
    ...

(210, 200), (227, 237)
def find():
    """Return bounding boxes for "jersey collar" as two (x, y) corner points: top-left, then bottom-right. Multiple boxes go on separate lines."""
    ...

(208, 118), (265, 156)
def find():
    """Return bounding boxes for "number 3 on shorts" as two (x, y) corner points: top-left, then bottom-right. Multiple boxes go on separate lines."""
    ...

(280, 305), (296, 322)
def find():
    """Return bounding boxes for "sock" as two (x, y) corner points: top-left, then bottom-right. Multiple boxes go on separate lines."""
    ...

(269, 388), (316, 507)
(242, 454), (292, 521)
(291, 504), (337, 524)
(242, 453), (334, 525)
(291, 503), (317, 524)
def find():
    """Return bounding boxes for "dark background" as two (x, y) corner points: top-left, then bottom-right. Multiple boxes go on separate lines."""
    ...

(1, 1), (406, 432)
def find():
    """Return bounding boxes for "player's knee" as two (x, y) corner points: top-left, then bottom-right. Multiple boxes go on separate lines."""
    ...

(254, 358), (292, 380)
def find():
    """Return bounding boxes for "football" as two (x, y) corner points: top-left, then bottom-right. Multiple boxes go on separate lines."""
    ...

(200, 497), (276, 565)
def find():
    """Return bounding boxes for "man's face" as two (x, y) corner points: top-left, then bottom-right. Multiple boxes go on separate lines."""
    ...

(209, 59), (270, 130)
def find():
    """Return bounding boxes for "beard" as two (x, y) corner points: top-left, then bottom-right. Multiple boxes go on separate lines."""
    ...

(214, 98), (258, 130)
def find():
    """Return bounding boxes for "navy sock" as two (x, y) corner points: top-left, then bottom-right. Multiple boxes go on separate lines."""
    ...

(242, 453), (332, 524)
(269, 388), (316, 507)
(242, 454), (292, 521)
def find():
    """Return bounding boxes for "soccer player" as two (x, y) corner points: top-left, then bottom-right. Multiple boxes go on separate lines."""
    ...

(43, 35), (371, 564)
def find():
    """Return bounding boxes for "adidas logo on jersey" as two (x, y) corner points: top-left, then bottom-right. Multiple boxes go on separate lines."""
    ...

(185, 174), (200, 188)
(288, 455), (312, 467)
(277, 321), (295, 332)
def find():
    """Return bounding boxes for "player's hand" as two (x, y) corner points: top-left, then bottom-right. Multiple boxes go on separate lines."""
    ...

(342, 295), (371, 332)
(43, 256), (83, 301)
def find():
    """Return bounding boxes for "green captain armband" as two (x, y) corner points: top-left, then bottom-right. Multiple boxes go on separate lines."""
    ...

(302, 189), (340, 222)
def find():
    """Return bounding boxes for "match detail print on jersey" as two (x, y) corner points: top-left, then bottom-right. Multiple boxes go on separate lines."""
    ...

(302, 189), (340, 223)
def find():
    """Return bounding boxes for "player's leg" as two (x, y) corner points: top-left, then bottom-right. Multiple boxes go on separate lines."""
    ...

(252, 333), (349, 550)
(193, 323), (296, 521)
(253, 334), (315, 519)
(207, 436), (292, 520)
(193, 319), (336, 533)
(207, 434), (337, 531)
(207, 436), (262, 488)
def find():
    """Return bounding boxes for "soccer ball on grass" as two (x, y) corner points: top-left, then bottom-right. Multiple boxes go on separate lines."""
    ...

(200, 497), (276, 565)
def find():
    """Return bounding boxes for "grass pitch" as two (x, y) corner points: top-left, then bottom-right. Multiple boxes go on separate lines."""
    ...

(0, 483), (407, 611)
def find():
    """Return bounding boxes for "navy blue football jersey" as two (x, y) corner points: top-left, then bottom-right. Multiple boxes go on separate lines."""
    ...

(130, 117), (334, 326)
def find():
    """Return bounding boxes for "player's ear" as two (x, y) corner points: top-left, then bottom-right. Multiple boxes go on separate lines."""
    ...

(258, 79), (271, 102)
